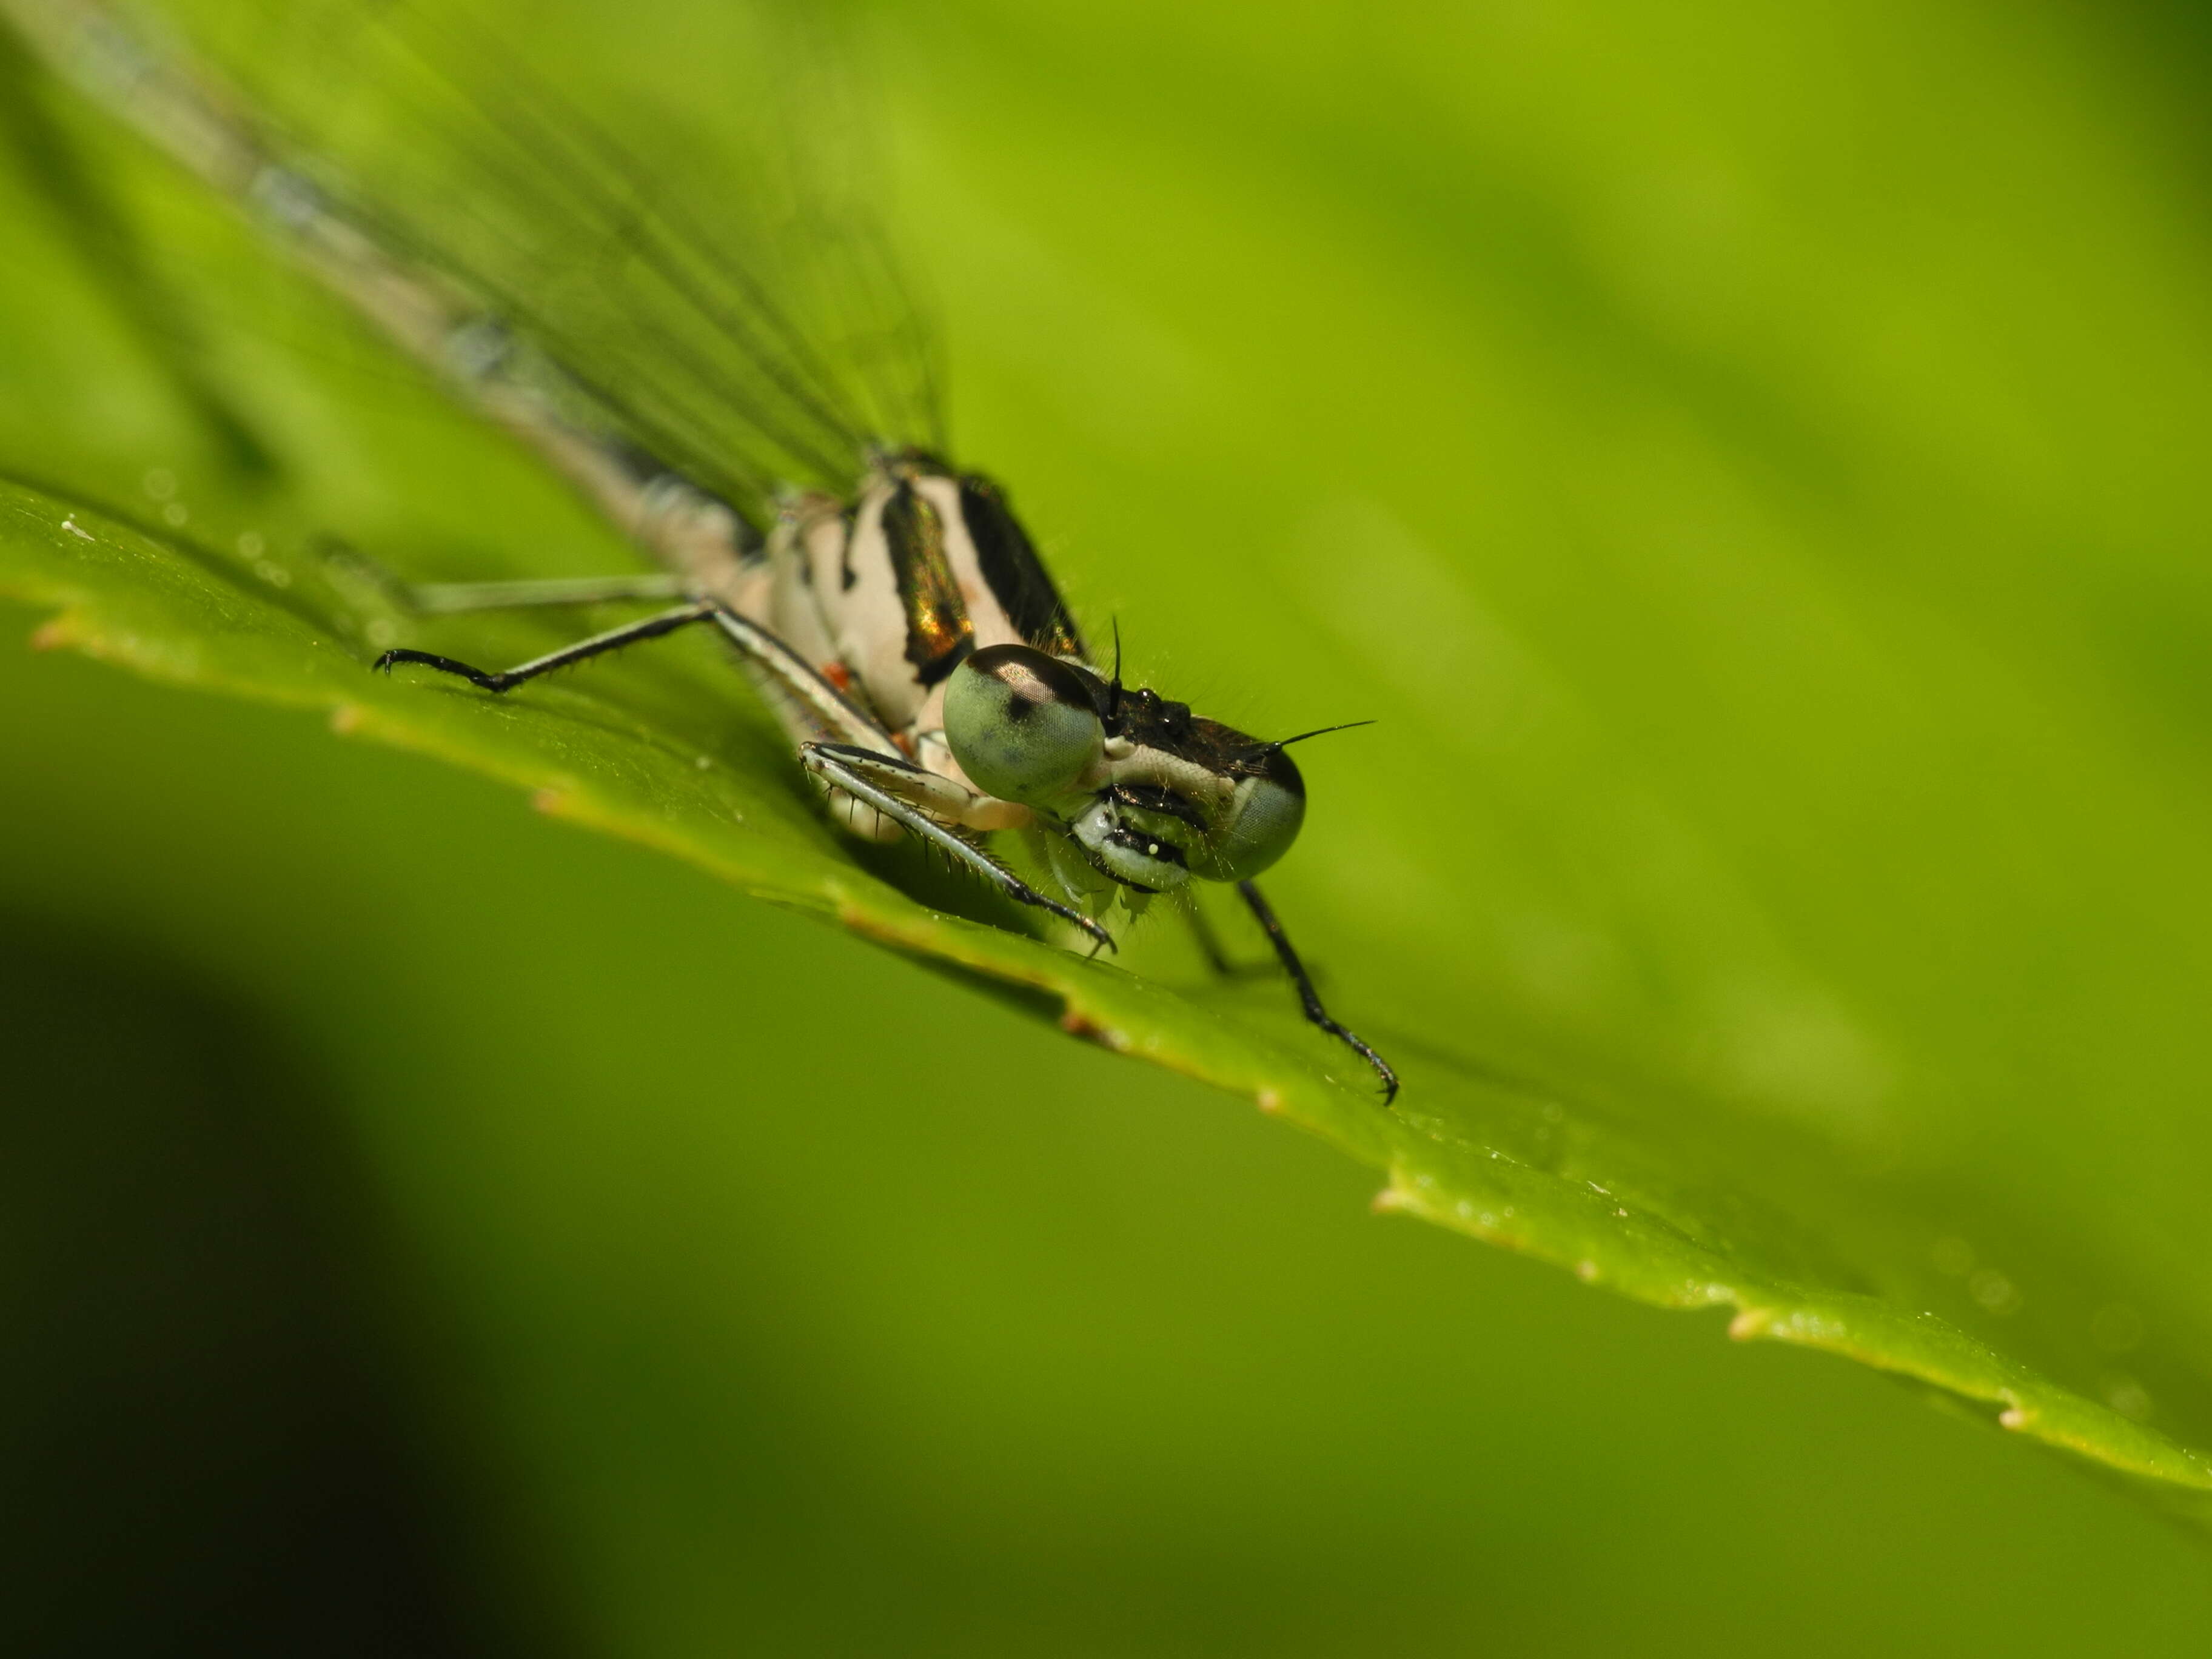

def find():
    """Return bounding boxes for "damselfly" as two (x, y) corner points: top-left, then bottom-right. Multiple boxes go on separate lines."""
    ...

(5, 0), (1399, 1100)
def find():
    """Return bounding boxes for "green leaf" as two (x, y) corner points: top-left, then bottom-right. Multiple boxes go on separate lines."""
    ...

(4, 466), (2209, 1527)
(7, 0), (2212, 1541)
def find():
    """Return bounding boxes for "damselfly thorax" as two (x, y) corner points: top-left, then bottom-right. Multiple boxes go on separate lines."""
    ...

(737, 451), (1298, 873)
(725, 451), (1081, 827)
(2, 0), (1398, 1101)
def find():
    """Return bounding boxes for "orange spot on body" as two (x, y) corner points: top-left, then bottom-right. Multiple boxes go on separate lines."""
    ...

(821, 660), (851, 692)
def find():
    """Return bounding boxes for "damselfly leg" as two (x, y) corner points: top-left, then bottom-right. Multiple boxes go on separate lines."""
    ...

(800, 744), (1113, 950)
(1236, 881), (1399, 1104)
(375, 602), (717, 692)
(366, 572), (892, 749)
(374, 594), (1116, 950)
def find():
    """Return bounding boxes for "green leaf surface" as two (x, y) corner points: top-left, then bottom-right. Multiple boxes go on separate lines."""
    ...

(4, 463), (2208, 1526)
(6, 0), (2212, 1540)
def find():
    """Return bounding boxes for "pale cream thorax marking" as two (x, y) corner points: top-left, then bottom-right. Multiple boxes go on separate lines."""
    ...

(716, 468), (1045, 837)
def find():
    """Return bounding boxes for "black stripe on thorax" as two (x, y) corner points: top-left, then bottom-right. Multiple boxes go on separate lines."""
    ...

(958, 474), (1085, 659)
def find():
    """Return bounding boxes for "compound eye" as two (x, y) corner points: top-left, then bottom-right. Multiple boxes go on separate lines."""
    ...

(1190, 752), (1307, 882)
(944, 644), (1104, 805)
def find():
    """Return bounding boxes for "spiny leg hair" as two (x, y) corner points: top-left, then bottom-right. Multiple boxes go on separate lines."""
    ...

(803, 744), (1116, 952)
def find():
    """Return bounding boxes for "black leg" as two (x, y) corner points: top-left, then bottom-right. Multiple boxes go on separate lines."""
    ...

(373, 601), (716, 691)
(1236, 880), (1398, 1104)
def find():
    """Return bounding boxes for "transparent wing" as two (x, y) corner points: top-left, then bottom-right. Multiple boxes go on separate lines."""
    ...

(153, 0), (945, 520)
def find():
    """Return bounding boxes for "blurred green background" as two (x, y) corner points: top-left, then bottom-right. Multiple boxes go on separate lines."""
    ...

(7, 0), (2212, 1652)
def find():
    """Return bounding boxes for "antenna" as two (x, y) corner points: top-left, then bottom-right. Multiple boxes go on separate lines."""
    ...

(1261, 719), (1374, 754)
(1107, 617), (1124, 725)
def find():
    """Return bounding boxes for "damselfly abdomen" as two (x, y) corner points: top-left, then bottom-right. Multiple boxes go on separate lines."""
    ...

(5, 0), (1399, 1099)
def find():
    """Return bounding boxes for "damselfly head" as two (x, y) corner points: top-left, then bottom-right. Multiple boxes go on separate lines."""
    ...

(943, 645), (1317, 892)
